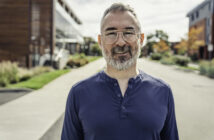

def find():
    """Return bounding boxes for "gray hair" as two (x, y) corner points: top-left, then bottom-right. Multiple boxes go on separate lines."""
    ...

(100, 3), (141, 32)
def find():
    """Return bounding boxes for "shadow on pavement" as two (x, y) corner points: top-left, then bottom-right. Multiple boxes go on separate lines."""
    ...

(0, 89), (33, 105)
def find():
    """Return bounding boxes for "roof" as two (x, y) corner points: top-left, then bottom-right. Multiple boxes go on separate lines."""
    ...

(58, 0), (82, 24)
(186, 0), (212, 17)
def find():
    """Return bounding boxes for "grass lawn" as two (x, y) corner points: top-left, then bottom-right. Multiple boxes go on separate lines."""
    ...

(86, 56), (102, 62)
(180, 66), (199, 71)
(7, 69), (70, 90)
(70, 53), (101, 62)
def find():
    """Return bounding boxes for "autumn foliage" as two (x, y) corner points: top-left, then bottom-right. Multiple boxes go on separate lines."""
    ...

(175, 27), (205, 56)
(152, 40), (170, 53)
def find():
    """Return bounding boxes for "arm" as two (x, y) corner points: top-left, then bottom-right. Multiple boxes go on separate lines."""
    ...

(61, 88), (84, 140)
(160, 87), (179, 140)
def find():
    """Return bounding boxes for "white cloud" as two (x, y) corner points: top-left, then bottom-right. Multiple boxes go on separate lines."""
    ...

(68, 0), (204, 42)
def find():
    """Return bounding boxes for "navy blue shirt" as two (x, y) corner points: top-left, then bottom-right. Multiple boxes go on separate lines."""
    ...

(61, 70), (179, 140)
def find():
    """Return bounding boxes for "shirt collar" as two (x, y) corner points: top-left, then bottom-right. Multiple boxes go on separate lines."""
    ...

(99, 69), (143, 84)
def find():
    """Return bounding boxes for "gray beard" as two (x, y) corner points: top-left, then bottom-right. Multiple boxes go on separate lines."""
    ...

(102, 47), (140, 71)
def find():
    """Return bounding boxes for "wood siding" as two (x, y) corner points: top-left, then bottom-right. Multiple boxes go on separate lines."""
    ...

(0, 0), (29, 66)
(0, 0), (54, 67)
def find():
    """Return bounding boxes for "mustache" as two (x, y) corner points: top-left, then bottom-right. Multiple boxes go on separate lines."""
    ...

(111, 45), (131, 54)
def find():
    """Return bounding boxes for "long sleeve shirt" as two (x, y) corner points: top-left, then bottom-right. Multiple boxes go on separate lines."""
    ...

(61, 70), (179, 140)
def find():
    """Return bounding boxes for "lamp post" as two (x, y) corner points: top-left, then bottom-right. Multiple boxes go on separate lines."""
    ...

(208, 0), (214, 61)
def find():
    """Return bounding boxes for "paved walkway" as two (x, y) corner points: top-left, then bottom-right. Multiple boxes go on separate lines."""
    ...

(0, 58), (106, 140)
(138, 58), (214, 140)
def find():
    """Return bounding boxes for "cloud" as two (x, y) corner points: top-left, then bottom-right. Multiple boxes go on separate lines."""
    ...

(68, 0), (204, 42)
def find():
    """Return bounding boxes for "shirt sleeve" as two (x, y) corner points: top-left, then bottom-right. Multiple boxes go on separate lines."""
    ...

(160, 87), (179, 140)
(61, 88), (84, 140)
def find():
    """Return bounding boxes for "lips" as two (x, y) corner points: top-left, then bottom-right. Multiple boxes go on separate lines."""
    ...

(112, 46), (131, 55)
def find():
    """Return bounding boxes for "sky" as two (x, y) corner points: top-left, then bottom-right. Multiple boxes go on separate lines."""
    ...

(68, 0), (205, 42)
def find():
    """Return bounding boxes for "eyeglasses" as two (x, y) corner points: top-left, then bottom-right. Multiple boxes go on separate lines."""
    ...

(102, 29), (140, 45)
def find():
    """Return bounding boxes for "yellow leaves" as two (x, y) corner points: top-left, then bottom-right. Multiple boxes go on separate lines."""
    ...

(188, 27), (205, 52)
(152, 40), (169, 53)
(175, 26), (205, 55)
(188, 26), (203, 40)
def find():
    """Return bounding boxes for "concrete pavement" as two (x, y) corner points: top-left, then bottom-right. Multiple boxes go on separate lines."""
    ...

(0, 58), (106, 140)
(138, 58), (214, 140)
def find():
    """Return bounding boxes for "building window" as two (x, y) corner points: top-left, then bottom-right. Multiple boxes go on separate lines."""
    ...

(196, 11), (199, 18)
(191, 14), (194, 21)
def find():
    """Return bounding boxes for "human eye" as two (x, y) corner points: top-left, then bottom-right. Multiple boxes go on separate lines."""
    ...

(106, 32), (116, 36)
(123, 31), (135, 37)
(124, 31), (134, 34)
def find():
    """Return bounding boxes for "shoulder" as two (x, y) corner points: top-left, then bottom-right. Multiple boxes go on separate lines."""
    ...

(139, 70), (172, 93)
(69, 72), (101, 95)
(140, 70), (170, 88)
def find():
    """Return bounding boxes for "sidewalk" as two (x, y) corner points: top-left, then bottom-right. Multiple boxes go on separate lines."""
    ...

(0, 58), (105, 140)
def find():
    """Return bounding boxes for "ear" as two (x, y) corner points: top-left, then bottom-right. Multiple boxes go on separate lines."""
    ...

(140, 33), (144, 46)
(98, 35), (102, 49)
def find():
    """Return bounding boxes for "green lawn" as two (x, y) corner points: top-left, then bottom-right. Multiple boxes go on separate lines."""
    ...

(86, 56), (102, 62)
(70, 53), (101, 62)
(8, 69), (70, 90)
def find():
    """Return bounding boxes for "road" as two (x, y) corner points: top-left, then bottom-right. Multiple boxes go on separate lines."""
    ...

(138, 58), (214, 140)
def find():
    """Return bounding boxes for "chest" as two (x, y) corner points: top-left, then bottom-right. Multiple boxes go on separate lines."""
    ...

(78, 88), (168, 134)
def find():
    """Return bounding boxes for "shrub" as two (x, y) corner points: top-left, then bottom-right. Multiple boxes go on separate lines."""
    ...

(199, 61), (209, 75)
(173, 55), (190, 66)
(32, 66), (54, 75)
(66, 54), (89, 68)
(18, 68), (34, 81)
(160, 57), (175, 65)
(79, 53), (86, 59)
(91, 43), (102, 56)
(18, 66), (53, 82)
(208, 65), (214, 78)
(0, 61), (19, 87)
(190, 53), (199, 62)
(150, 53), (162, 60)
(199, 59), (214, 78)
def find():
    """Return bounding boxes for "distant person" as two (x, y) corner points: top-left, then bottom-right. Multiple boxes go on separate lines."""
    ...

(61, 2), (179, 140)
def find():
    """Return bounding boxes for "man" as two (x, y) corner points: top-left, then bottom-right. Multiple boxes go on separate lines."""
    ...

(61, 3), (179, 140)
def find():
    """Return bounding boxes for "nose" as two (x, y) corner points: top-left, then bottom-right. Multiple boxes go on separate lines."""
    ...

(115, 32), (126, 46)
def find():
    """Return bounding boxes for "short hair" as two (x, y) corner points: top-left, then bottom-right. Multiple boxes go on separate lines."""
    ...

(100, 3), (141, 32)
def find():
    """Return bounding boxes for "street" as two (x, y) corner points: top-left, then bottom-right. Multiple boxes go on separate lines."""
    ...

(138, 58), (214, 140)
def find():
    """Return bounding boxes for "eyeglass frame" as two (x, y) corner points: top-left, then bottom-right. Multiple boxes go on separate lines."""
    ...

(101, 29), (141, 45)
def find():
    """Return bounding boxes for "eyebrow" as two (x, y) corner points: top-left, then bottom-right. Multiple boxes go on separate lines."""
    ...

(105, 27), (117, 32)
(105, 26), (135, 32)
(124, 27), (135, 30)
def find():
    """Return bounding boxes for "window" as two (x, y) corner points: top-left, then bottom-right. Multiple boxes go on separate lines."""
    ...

(191, 14), (194, 21)
(196, 11), (199, 18)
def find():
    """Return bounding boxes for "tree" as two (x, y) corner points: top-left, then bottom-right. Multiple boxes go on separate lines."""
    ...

(174, 39), (188, 55)
(144, 30), (169, 55)
(174, 27), (205, 58)
(153, 40), (170, 54)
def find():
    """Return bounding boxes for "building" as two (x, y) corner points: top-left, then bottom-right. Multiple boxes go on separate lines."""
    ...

(0, 0), (83, 68)
(187, 0), (214, 59)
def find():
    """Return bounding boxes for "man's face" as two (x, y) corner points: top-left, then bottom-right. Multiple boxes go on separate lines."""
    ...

(98, 11), (144, 70)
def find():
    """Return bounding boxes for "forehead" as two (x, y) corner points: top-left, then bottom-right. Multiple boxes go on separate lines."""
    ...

(101, 11), (138, 32)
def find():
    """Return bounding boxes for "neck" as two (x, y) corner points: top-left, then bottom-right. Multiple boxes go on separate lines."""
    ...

(105, 63), (139, 80)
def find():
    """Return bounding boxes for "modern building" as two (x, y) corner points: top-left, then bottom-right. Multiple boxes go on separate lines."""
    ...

(0, 0), (83, 68)
(187, 0), (214, 59)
